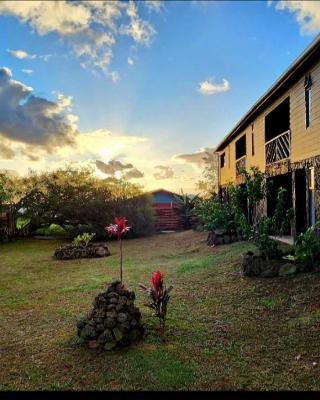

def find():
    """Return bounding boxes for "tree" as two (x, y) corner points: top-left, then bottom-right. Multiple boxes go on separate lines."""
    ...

(196, 151), (219, 198)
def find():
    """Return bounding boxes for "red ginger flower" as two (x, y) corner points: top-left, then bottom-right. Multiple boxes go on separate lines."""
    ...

(151, 271), (163, 297)
(105, 216), (131, 239)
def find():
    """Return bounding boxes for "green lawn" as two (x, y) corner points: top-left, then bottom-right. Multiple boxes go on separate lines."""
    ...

(1, 230), (320, 390)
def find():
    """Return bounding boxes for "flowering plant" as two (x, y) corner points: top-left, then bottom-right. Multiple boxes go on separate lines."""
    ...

(105, 217), (131, 282)
(139, 271), (173, 334)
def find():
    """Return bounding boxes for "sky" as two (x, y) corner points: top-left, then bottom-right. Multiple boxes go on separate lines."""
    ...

(0, 0), (319, 193)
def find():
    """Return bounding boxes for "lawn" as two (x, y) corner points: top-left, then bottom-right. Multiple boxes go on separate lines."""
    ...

(1, 230), (320, 390)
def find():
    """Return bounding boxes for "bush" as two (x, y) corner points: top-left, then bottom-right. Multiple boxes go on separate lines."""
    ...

(73, 232), (96, 247)
(294, 224), (320, 267)
(34, 224), (67, 237)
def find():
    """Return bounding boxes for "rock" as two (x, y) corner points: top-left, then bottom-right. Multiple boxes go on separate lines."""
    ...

(81, 324), (97, 340)
(104, 318), (116, 329)
(104, 341), (117, 351)
(88, 340), (99, 349)
(224, 235), (230, 244)
(77, 280), (144, 351)
(241, 253), (282, 277)
(112, 327), (123, 342)
(54, 242), (110, 260)
(279, 263), (297, 277)
(117, 313), (127, 323)
(215, 235), (224, 245)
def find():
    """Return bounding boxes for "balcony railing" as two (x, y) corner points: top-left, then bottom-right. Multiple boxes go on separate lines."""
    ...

(236, 155), (246, 176)
(265, 130), (290, 165)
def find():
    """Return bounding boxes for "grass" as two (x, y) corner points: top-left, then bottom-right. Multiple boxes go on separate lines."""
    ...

(1, 230), (320, 390)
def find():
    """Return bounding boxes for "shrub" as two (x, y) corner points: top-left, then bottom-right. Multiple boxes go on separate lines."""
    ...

(34, 224), (67, 237)
(294, 224), (320, 267)
(73, 232), (96, 247)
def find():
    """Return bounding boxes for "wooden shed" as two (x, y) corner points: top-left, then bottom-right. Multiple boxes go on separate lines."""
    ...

(150, 189), (184, 231)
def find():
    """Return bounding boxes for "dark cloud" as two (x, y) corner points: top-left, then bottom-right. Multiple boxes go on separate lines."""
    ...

(153, 165), (174, 180)
(96, 160), (144, 180)
(123, 167), (144, 179)
(174, 147), (217, 167)
(0, 67), (77, 151)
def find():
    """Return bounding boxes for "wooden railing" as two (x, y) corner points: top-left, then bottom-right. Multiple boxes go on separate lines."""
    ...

(265, 130), (290, 165)
(236, 155), (246, 176)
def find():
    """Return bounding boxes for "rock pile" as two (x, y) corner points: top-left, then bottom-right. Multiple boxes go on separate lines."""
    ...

(54, 243), (110, 260)
(77, 280), (144, 350)
(207, 229), (242, 246)
(240, 251), (311, 278)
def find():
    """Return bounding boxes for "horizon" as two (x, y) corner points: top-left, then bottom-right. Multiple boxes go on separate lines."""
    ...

(0, 0), (319, 193)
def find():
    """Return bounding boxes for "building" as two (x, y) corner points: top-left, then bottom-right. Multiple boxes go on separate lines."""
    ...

(150, 189), (184, 231)
(216, 34), (320, 238)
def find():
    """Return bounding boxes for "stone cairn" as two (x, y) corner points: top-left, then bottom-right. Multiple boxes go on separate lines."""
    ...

(77, 280), (144, 350)
(54, 243), (110, 260)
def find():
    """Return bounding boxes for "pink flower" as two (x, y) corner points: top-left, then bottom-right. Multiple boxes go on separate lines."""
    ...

(105, 216), (131, 239)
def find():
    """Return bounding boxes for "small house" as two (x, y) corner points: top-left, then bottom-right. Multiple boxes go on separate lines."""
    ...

(150, 189), (184, 231)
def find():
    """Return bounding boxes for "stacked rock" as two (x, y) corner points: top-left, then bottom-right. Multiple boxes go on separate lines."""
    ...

(54, 243), (110, 260)
(77, 280), (144, 350)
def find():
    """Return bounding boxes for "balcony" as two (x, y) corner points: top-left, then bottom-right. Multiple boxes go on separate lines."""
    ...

(236, 155), (246, 176)
(265, 130), (290, 165)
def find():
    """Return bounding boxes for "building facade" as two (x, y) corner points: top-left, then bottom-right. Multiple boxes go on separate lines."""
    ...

(216, 35), (320, 237)
(150, 189), (184, 231)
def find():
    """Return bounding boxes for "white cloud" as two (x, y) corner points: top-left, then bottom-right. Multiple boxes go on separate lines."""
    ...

(0, 1), (158, 79)
(271, 1), (320, 34)
(128, 57), (134, 65)
(7, 49), (36, 59)
(120, 1), (156, 46)
(198, 78), (230, 95)
(144, 1), (163, 13)
(22, 69), (33, 75)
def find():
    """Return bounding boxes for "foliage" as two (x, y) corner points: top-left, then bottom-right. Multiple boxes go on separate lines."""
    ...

(271, 187), (294, 236)
(196, 152), (219, 198)
(193, 195), (237, 235)
(73, 232), (96, 247)
(35, 224), (67, 237)
(16, 216), (31, 230)
(175, 192), (199, 229)
(294, 224), (320, 266)
(105, 217), (131, 282)
(139, 271), (173, 334)
(251, 217), (282, 260)
(0, 166), (155, 238)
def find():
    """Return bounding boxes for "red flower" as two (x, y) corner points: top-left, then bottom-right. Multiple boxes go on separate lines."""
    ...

(105, 216), (131, 239)
(151, 271), (163, 297)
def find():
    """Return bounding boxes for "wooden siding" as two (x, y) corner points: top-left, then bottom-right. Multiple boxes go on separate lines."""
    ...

(152, 203), (184, 231)
(219, 58), (320, 186)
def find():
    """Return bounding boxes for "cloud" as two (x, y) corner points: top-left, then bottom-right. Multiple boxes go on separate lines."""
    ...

(95, 159), (143, 180)
(120, 1), (156, 46)
(144, 1), (163, 13)
(128, 57), (134, 65)
(7, 49), (36, 59)
(153, 165), (174, 180)
(174, 148), (217, 168)
(198, 78), (230, 95)
(22, 69), (33, 75)
(0, 1), (158, 79)
(271, 1), (320, 34)
(123, 167), (144, 179)
(0, 140), (15, 159)
(0, 66), (77, 152)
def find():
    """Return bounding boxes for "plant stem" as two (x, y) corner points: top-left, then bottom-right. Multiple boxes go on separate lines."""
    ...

(120, 238), (123, 282)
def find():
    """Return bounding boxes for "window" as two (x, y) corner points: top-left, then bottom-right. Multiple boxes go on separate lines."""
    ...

(305, 74), (312, 128)
(235, 135), (246, 160)
(251, 124), (255, 156)
(220, 152), (225, 168)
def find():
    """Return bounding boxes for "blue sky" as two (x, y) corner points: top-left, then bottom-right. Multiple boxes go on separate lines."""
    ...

(0, 1), (319, 192)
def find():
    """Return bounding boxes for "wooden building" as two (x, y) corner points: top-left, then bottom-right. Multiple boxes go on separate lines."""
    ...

(216, 34), (320, 238)
(150, 189), (184, 231)
(0, 211), (15, 240)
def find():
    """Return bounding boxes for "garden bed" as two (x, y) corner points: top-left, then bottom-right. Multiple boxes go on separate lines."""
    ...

(54, 242), (110, 260)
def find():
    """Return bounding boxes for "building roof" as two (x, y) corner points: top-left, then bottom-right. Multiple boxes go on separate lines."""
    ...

(216, 34), (320, 152)
(148, 188), (181, 197)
